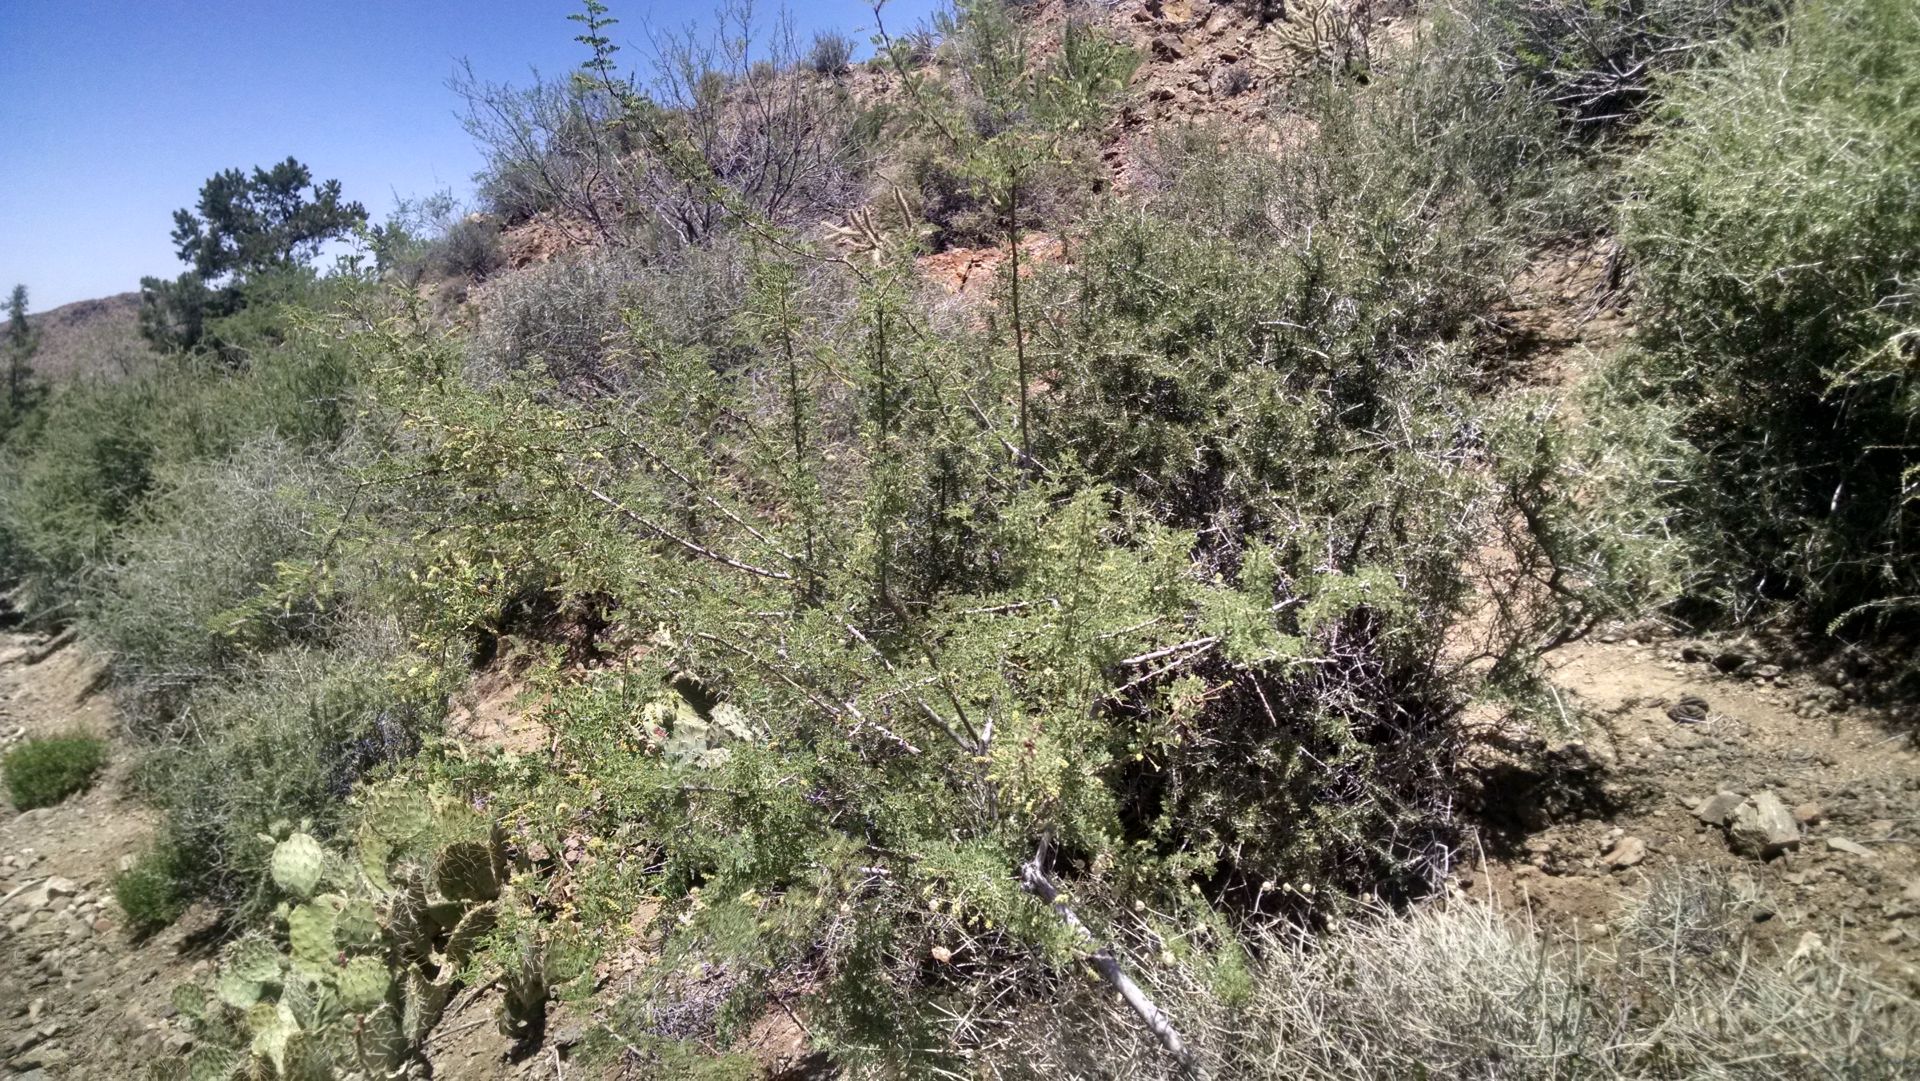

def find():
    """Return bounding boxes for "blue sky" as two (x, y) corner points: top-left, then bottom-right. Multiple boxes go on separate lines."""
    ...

(0, 0), (942, 311)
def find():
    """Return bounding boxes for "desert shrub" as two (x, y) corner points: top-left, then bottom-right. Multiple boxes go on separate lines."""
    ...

(0, 282), (360, 616)
(1451, 0), (1781, 134)
(1620, 0), (1920, 634)
(983, 882), (1918, 1078)
(468, 238), (754, 392)
(86, 440), (344, 728)
(141, 637), (431, 918)
(352, 6), (1680, 1068)
(3, 733), (107, 809)
(112, 840), (190, 937)
(461, 0), (864, 248)
(432, 215), (505, 279)
(808, 30), (855, 76)
(0, 377), (164, 587)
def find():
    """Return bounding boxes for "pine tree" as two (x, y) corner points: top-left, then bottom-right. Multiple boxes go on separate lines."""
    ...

(3, 284), (41, 432)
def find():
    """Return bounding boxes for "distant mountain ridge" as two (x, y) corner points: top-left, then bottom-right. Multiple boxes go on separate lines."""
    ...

(27, 291), (157, 383)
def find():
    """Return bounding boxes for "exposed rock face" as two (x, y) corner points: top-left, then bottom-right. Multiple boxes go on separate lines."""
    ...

(1728, 792), (1801, 859)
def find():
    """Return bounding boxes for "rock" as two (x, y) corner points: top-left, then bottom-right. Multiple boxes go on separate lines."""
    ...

(1712, 652), (1751, 674)
(1151, 34), (1186, 60)
(1825, 837), (1875, 858)
(1694, 791), (1745, 826)
(42, 876), (77, 899)
(1755, 664), (1784, 680)
(1728, 793), (1801, 858)
(1789, 931), (1827, 965)
(1792, 801), (1826, 826)
(1868, 819), (1896, 839)
(1603, 836), (1647, 870)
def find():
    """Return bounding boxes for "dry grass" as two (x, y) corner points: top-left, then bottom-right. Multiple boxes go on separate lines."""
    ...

(977, 869), (1918, 1079)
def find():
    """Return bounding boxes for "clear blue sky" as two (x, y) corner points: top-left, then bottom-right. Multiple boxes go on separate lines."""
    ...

(1, 0), (942, 312)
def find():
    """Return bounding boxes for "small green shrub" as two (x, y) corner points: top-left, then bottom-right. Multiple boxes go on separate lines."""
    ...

(112, 842), (190, 937)
(3, 733), (107, 809)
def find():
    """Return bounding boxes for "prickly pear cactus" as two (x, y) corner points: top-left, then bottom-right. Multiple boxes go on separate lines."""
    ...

(644, 688), (762, 768)
(286, 900), (339, 970)
(335, 956), (390, 1013)
(432, 840), (500, 902)
(158, 779), (541, 1080)
(269, 832), (326, 900)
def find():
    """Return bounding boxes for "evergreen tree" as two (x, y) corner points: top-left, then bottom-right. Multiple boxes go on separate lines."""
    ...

(3, 283), (42, 432)
(139, 158), (367, 351)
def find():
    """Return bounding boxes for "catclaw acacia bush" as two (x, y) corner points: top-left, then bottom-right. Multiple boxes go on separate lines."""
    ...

(1449, 0), (1781, 134)
(1620, 0), (1920, 636)
(351, 18), (1674, 1067)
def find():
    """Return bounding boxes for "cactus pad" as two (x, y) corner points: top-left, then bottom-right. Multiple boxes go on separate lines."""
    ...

(433, 840), (500, 902)
(286, 900), (339, 967)
(333, 896), (382, 953)
(270, 832), (327, 899)
(363, 783), (434, 844)
(214, 968), (264, 1010)
(353, 1003), (408, 1071)
(336, 955), (392, 1013)
(222, 932), (285, 985)
(442, 901), (499, 967)
(400, 963), (455, 1045)
(170, 980), (208, 1022)
(184, 1045), (238, 1081)
(711, 702), (756, 741)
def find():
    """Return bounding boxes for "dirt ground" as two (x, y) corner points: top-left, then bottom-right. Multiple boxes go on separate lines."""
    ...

(1465, 629), (1920, 995)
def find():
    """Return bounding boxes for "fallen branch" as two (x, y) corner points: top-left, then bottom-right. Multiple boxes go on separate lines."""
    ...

(25, 628), (76, 666)
(1019, 856), (1205, 1078)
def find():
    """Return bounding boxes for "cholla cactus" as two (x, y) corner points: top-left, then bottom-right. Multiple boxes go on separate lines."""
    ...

(153, 781), (531, 1081)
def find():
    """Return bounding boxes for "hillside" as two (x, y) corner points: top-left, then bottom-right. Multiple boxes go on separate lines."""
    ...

(22, 292), (157, 383)
(2, 1), (1917, 1078)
